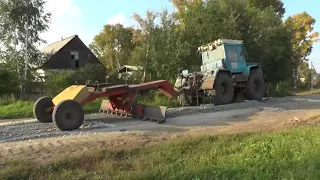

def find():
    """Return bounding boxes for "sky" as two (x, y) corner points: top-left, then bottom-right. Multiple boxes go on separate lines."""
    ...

(40, 0), (320, 71)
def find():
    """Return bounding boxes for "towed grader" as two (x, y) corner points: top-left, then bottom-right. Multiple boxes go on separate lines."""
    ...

(33, 39), (266, 131)
(33, 80), (178, 131)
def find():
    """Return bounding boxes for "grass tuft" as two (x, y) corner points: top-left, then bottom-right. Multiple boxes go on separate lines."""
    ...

(0, 100), (34, 119)
(1, 124), (320, 179)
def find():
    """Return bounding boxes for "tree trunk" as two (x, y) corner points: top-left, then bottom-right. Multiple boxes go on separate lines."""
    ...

(293, 66), (298, 89)
(17, 62), (23, 98)
(142, 48), (149, 82)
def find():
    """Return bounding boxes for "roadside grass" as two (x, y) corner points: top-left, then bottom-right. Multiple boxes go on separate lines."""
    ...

(0, 100), (34, 119)
(0, 93), (179, 119)
(0, 97), (104, 119)
(295, 88), (320, 96)
(1, 124), (320, 179)
(134, 91), (180, 108)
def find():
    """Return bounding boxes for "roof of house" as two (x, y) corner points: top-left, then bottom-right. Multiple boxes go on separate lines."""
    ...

(41, 35), (77, 54)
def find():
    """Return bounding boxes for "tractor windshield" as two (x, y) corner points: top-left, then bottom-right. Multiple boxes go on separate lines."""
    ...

(202, 45), (225, 65)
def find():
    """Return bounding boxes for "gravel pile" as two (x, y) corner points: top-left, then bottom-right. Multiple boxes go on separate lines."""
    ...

(260, 106), (299, 113)
(262, 97), (296, 105)
(0, 119), (114, 143)
(166, 100), (264, 118)
(0, 96), (310, 143)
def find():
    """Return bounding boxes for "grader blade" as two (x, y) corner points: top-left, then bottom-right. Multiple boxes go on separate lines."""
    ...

(100, 100), (167, 124)
(142, 105), (167, 124)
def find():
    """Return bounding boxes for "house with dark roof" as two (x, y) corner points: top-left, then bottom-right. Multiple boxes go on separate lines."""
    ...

(41, 35), (105, 70)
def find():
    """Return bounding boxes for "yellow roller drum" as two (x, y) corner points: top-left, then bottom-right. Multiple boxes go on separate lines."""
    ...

(52, 85), (91, 106)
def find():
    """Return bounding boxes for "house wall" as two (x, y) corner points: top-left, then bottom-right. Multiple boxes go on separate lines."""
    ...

(44, 36), (103, 69)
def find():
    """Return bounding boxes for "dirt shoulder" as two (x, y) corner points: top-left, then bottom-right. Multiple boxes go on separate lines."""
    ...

(1, 108), (319, 163)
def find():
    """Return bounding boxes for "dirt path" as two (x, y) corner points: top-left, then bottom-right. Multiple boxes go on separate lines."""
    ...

(1, 109), (319, 163)
(0, 95), (320, 163)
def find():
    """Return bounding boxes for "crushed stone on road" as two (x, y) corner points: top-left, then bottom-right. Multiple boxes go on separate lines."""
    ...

(0, 96), (317, 143)
(166, 100), (264, 118)
(0, 119), (113, 143)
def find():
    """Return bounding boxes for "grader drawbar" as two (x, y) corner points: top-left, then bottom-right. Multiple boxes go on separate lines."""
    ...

(33, 80), (178, 131)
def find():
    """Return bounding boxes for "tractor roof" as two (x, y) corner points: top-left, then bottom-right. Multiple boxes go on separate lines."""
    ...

(198, 39), (243, 52)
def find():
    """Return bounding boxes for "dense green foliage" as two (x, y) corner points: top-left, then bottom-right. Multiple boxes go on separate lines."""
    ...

(88, 0), (318, 90)
(0, 65), (19, 96)
(0, 0), (51, 98)
(44, 64), (108, 96)
(1, 124), (320, 179)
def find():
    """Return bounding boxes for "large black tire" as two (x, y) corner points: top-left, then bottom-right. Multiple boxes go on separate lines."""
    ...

(52, 100), (84, 131)
(214, 72), (234, 105)
(245, 68), (265, 101)
(33, 96), (54, 123)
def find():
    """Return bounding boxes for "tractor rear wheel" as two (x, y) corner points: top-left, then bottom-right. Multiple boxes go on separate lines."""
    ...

(214, 72), (234, 105)
(245, 68), (265, 101)
(33, 96), (54, 123)
(52, 100), (84, 131)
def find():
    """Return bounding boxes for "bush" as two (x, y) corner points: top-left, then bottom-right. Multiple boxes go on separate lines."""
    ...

(44, 64), (108, 96)
(0, 94), (17, 106)
(134, 90), (180, 108)
(0, 68), (19, 96)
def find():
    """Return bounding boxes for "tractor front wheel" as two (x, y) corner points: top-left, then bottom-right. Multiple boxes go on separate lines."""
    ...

(214, 72), (234, 105)
(52, 100), (84, 131)
(33, 96), (54, 123)
(245, 68), (265, 101)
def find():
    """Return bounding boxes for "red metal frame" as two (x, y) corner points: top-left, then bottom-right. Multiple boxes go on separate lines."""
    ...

(80, 80), (178, 115)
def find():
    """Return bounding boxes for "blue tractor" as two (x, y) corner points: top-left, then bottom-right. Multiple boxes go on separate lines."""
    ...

(174, 39), (266, 106)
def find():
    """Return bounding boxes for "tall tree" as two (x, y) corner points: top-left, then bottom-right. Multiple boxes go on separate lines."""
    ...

(132, 10), (158, 82)
(146, 9), (191, 81)
(285, 12), (320, 88)
(170, 0), (202, 30)
(0, 0), (51, 98)
(246, 0), (285, 17)
(89, 24), (134, 74)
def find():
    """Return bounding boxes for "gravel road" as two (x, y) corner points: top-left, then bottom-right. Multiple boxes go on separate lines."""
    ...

(0, 95), (319, 143)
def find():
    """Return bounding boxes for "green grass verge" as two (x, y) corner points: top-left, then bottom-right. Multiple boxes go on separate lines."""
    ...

(134, 91), (180, 108)
(1, 124), (320, 179)
(0, 93), (179, 119)
(0, 101), (34, 119)
(295, 88), (320, 96)
(0, 98), (103, 119)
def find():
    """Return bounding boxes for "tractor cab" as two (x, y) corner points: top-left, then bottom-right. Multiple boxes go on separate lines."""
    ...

(198, 39), (249, 74)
